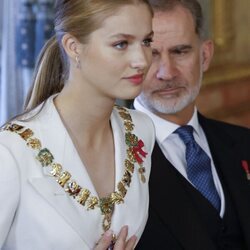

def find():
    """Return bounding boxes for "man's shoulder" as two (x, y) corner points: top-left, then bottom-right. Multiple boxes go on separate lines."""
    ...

(199, 113), (250, 139)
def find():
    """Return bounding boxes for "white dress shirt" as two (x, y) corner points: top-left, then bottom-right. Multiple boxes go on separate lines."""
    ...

(134, 98), (225, 217)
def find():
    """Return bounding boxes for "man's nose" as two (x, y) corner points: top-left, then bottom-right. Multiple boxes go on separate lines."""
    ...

(156, 56), (178, 80)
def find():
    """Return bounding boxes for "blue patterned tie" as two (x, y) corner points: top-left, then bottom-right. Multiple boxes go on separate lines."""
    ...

(175, 125), (221, 211)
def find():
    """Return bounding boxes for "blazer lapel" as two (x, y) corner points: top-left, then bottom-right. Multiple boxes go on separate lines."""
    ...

(150, 143), (216, 250)
(111, 109), (151, 239)
(28, 102), (150, 247)
(200, 115), (250, 249)
(28, 177), (97, 248)
(28, 97), (103, 248)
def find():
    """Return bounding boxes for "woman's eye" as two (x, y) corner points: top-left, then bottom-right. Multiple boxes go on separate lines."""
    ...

(114, 41), (128, 50)
(142, 38), (153, 47)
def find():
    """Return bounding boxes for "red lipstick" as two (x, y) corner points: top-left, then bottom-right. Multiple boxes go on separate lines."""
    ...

(123, 74), (144, 85)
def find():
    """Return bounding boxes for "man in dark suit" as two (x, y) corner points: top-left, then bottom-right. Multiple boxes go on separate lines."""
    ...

(134, 0), (250, 249)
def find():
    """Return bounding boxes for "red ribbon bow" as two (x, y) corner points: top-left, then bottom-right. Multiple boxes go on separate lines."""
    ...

(132, 140), (148, 164)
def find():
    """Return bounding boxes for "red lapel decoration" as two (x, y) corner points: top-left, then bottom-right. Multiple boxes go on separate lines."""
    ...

(241, 160), (250, 180)
(132, 140), (148, 164)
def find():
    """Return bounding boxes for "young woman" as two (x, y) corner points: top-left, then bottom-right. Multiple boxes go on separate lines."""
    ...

(0, 0), (155, 249)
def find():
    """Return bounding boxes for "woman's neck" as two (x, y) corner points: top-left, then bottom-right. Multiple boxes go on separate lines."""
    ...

(54, 86), (114, 146)
(54, 87), (116, 198)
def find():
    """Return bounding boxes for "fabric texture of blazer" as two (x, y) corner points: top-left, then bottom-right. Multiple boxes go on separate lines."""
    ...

(0, 96), (155, 250)
(136, 114), (250, 250)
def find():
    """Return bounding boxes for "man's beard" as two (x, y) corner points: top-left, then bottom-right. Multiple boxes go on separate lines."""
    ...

(137, 79), (201, 115)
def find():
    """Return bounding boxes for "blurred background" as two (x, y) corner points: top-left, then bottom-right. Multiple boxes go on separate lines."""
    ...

(198, 0), (250, 128)
(0, 0), (54, 125)
(0, 0), (249, 127)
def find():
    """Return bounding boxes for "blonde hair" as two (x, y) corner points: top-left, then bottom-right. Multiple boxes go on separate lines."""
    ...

(25, 0), (152, 110)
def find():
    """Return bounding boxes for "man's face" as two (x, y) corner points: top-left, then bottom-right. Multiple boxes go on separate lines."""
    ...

(137, 5), (213, 118)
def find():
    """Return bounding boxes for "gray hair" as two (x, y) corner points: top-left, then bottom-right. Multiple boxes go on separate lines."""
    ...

(148, 0), (205, 38)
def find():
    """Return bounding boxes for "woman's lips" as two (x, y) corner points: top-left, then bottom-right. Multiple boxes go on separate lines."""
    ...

(123, 74), (144, 85)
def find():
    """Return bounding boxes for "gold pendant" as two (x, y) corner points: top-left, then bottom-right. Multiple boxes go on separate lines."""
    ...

(139, 167), (146, 183)
(102, 212), (112, 231)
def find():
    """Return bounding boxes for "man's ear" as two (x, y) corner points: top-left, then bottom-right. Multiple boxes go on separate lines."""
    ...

(61, 33), (82, 59)
(201, 39), (214, 72)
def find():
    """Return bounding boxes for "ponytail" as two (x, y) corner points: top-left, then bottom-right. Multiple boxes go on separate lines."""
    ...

(24, 35), (65, 110)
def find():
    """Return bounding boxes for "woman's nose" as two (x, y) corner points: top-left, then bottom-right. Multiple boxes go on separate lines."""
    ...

(130, 47), (150, 71)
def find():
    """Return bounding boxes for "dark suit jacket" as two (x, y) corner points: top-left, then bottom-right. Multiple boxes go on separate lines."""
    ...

(136, 114), (250, 250)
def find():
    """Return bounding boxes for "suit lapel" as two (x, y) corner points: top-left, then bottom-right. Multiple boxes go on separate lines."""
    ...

(150, 143), (216, 250)
(199, 115), (250, 248)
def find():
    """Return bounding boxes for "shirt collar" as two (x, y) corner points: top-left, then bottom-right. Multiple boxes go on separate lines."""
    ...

(134, 98), (201, 143)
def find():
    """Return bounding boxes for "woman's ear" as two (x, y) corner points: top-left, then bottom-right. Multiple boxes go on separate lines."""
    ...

(201, 39), (214, 72)
(61, 33), (81, 59)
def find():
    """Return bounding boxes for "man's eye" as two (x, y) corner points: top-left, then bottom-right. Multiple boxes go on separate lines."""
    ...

(173, 49), (189, 55)
(142, 38), (153, 47)
(114, 41), (128, 50)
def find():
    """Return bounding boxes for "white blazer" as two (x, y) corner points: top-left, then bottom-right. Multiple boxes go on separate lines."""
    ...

(0, 97), (155, 250)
